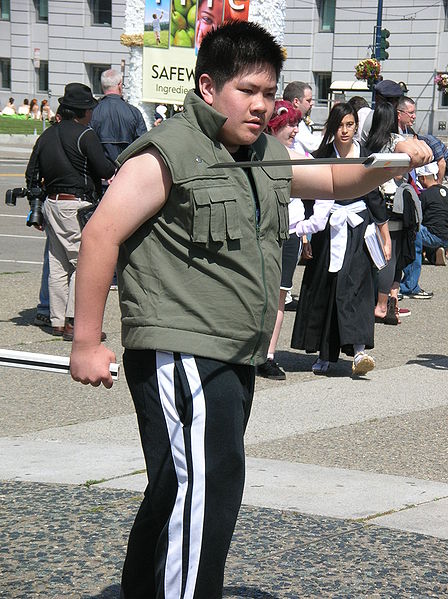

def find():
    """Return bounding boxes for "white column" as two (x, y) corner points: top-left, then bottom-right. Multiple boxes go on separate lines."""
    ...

(249, 0), (286, 45)
(123, 0), (153, 126)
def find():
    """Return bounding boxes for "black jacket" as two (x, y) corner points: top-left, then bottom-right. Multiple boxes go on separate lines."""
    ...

(25, 120), (115, 198)
(90, 94), (147, 163)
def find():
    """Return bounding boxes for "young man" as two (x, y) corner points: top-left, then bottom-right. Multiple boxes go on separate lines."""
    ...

(70, 21), (431, 599)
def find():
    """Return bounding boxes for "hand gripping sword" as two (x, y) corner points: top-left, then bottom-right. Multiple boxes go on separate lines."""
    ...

(0, 349), (119, 380)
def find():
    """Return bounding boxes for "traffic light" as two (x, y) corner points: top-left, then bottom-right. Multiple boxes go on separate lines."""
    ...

(379, 28), (390, 61)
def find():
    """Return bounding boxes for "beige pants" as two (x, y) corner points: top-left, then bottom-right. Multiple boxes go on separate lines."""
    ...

(43, 197), (91, 327)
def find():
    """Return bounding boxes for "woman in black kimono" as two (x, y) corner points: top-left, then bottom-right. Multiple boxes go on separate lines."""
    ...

(291, 102), (391, 376)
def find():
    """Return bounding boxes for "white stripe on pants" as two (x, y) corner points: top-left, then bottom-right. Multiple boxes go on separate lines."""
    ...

(156, 352), (206, 599)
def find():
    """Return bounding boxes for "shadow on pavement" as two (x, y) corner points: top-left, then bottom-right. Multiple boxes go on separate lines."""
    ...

(9, 307), (53, 336)
(276, 349), (355, 377)
(407, 353), (448, 370)
(84, 584), (121, 599)
(223, 587), (279, 599)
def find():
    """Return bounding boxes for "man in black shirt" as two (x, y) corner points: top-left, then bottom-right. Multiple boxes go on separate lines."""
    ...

(401, 162), (448, 298)
(26, 82), (115, 339)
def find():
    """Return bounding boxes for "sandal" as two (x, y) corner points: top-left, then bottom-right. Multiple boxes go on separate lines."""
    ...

(375, 297), (400, 325)
(352, 352), (375, 376)
(312, 358), (330, 375)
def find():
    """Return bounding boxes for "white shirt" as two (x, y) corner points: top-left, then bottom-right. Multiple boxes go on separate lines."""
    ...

(292, 120), (322, 155)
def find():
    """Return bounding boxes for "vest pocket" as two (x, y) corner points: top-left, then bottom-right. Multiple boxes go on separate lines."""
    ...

(273, 183), (290, 241)
(192, 187), (242, 243)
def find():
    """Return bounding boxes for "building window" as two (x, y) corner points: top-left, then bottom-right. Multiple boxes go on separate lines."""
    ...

(445, 0), (448, 31)
(0, 58), (10, 89)
(314, 72), (331, 105)
(38, 61), (49, 92)
(0, 0), (10, 20)
(439, 91), (448, 109)
(91, 0), (112, 26)
(34, 0), (48, 22)
(88, 64), (111, 95)
(318, 0), (335, 32)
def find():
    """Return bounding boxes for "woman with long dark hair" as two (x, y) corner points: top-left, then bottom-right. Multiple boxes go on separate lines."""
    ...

(291, 102), (390, 376)
(366, 102), (419, 324)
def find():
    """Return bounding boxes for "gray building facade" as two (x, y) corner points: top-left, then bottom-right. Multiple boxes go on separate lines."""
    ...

(1, 0), (448, 136)
(282, 0), (448, 135)
(0, 0), (129, 111)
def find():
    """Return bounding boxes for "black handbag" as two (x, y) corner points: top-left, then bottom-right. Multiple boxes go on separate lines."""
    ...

(77, 200), (99, 229)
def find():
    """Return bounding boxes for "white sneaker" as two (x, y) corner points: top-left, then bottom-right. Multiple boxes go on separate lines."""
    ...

(352, 352), (375, 376)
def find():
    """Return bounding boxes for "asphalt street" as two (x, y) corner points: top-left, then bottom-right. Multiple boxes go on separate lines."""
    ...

(0, 138), (44, 275)
(1, 137), (448, 598)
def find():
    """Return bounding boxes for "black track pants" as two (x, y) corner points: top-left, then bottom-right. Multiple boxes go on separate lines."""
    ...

(121, 349), (254, 599)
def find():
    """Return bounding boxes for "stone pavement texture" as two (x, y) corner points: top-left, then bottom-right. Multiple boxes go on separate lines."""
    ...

(1, 143), (448, 597)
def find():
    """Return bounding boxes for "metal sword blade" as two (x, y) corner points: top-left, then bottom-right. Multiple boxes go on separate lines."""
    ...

(208, 157), (370, 169)
(209, 153), (412, 169)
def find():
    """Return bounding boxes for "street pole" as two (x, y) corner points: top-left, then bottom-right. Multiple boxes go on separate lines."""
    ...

(372, 0), (383, 107)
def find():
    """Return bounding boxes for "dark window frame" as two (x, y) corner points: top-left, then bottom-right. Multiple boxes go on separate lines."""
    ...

(0, 0), (10, 21)
(318, 0), (336, 33)
(439, 90), (448, 109)
(38, 60), (49, 92)
(90, 0), (112, 27)
(314, 72), (332, 106)
(0, 58), (11, 89)
(34, 0), (48, 22)
(87, 63), (111, 95)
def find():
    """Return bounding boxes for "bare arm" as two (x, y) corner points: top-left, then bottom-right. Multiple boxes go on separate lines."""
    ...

(70, 147), (172, 388)
(290, 138), (433, 199)
(437, 157), (446, 184)
(377, 221), (392, 262)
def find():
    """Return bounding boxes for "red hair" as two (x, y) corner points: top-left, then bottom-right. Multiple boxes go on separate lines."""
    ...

(267, 100), (301, 134)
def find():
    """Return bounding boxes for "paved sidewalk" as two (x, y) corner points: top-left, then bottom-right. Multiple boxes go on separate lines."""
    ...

(1, 239), (448, 596)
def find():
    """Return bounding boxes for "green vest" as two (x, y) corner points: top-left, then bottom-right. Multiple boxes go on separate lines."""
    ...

(116, 91), (292, 366)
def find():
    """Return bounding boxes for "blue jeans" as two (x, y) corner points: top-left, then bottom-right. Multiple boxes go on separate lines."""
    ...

(36, 236), (50, 315)
(400, 225), (448, 294)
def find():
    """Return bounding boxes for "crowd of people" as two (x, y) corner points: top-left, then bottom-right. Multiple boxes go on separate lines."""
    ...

(2, 96), (55, 120)
(19, 20), (436, 599)
(255, 78), (448, 380)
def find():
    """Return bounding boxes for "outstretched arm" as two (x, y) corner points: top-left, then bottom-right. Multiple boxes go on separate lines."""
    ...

(290, 137), (433, 199)
(70, 147), (172, 388)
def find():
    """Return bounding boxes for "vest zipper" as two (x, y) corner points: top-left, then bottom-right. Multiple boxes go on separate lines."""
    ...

(248, 184), (268, 366)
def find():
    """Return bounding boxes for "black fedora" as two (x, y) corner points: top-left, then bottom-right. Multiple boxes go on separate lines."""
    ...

(58, 82), (98, 109)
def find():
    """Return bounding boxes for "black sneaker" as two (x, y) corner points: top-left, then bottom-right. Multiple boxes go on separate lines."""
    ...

(284, 298), (298, 311)
(256, 358), (286, 380)
(34, 313), (51, 327)
(406, 290), (433, 299)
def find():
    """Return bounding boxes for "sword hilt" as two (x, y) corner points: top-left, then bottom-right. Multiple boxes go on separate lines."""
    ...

(0, 349), (120, 381)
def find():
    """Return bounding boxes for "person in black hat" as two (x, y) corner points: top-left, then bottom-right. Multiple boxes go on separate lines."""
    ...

(25, 82), (115, 340)
(360, 79), (404, 144)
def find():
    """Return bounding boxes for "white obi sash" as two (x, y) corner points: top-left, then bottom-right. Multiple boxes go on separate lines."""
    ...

(328, 200), (366, 272)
